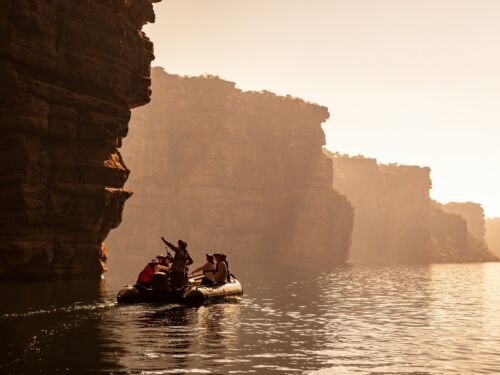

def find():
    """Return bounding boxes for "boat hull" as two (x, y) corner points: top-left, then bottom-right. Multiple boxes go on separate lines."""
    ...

(183, 279), (243, 305)
(117, 278), (243, 305)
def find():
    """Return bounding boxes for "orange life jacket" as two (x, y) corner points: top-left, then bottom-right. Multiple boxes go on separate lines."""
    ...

(137, 264), (155, 285)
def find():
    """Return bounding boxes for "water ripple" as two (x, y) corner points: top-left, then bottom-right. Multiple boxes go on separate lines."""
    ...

(1, 263), (500, 374)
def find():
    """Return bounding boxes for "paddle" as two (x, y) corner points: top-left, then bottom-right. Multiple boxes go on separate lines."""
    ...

(189, 273), (205, 280)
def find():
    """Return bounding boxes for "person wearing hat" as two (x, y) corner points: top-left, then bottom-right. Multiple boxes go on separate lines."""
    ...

(190, 253), (216, 285)
(161, 236), (194, 289)
(136, 258), (170, 287)
(213, 253), (229, 284)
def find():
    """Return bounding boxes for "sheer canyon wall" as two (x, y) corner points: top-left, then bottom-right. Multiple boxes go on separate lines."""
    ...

(0, 0), (159, 279)
(107, 68), (353, 267)
(326, 153), (497, 264)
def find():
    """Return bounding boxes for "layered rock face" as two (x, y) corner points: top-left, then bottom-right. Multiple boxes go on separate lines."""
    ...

(108, 68), (353, 266)
(0, 0), (158, 279)
(326, 152), (497, 263)
(485, 218), (500, 257)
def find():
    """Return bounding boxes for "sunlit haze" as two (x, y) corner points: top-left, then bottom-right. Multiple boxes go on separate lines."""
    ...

(145, 0), (500, 217)
(3, 1), (500, 372)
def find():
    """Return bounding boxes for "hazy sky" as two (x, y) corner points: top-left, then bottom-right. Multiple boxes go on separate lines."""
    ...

(145, 0), (500, 217)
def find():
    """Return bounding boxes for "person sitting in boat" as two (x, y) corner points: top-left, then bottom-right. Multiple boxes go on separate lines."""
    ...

(164, 253), (173, 269)
(136, 258), (170, 288)
(190, 253), (216, 285)
(156, 254), (173, 273)
(161, 236), (194, 289)
(213, 253), (229, 284)
(221, 253), (231, 282)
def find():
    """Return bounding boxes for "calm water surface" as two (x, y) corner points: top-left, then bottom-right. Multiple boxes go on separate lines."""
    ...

(1, 262), (500, 374)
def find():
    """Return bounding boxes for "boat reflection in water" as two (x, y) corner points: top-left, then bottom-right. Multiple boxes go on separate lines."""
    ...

(1, 261), (500, 373)
(115, 302), (243, 373)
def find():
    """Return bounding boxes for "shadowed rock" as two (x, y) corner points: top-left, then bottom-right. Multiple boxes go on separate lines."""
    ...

(107, 68), (353, 267)
(0, 0), (160, 280)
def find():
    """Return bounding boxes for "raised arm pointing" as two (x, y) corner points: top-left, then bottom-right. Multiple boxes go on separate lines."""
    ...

(161, 236), (178, 252)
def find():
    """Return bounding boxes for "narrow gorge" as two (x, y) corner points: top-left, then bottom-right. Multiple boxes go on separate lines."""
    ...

(0, 0), (159, 279)
(108, 68), (354, 266)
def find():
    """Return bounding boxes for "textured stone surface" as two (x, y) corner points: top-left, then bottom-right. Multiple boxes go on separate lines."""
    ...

(107, 68), (353, 266)
(0, 0), (159, 279)
(326, 152), (497, 263)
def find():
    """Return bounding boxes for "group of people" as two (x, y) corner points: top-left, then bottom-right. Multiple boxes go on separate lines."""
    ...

(136, 236), (230, 290)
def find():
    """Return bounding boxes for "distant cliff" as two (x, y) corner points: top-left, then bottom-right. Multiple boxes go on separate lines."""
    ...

(0, 0), (159, 280)
(326, 152), (497, 264)
(437, 201), (494, 261)
(325, 153), (432, 263)
(430, 201), (495, 262)
(441, 202), (487, 241)
(108, 68), (353, 265)
(486, 218), (500, 258)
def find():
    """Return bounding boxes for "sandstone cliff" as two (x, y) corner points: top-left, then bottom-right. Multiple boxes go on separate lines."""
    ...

(107, 68), (353, 266)
(0, 0), (159, 279)
(485, 218), (500, 258)
(326, 152), (498, 264)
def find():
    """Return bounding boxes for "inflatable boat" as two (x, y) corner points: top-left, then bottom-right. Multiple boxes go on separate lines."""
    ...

(117, 273), (243, 305)
(183, 278), (243, 305)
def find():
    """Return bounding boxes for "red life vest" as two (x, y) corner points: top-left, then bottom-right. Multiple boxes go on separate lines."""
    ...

(137, 264), (155, 285)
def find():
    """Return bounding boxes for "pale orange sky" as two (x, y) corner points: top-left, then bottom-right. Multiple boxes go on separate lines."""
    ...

(144, 0), (500, 217)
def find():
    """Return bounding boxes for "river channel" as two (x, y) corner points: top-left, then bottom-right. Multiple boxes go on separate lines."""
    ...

(1, 262), (499, 374)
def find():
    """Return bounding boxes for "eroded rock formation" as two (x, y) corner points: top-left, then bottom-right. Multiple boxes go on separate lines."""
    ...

(107, 68), (353, 266)
(0, 0), (159, 279)
(326, 152), (497, 263)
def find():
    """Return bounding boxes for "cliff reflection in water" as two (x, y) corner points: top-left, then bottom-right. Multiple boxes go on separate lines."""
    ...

(1, 262), (500, 374)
